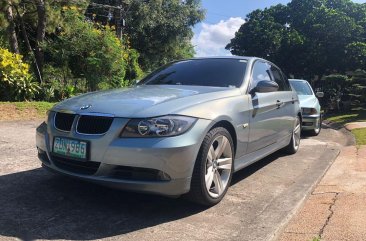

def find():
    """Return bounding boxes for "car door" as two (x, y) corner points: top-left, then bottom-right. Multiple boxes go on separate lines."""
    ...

(246, 60), (283, 154)
(269, 64), (296, 142)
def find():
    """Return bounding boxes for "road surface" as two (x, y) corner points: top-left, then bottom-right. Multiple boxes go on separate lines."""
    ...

(0, 121), (353, 241)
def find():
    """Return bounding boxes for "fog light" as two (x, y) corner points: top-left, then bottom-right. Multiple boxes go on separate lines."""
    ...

(157, 171), (171, 181)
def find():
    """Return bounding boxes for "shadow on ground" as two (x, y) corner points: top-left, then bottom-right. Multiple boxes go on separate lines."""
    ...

(0, 154), (283, 240)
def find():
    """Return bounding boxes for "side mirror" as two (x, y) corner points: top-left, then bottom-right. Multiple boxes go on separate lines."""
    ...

(250, 80), (279, 94)
(131, 79), (141, 85)
(316, 92), (324, 98)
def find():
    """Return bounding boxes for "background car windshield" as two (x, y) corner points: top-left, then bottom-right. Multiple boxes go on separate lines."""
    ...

(290, 81), (313, 95)
(139, 59), (247, 87)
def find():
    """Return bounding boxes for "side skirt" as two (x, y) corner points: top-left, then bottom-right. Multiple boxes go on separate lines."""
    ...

(233, 135), (291, 173)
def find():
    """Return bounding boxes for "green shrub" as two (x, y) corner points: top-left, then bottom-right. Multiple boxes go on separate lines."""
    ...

(45, 9), (142, 92)
(0, 48), (40, 101)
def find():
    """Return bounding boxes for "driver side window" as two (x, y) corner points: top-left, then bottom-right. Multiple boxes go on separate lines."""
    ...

(250, 61), (272, 91)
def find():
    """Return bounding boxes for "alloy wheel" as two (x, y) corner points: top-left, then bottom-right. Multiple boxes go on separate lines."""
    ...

(205, 135), (233, 198)
(294, 117), (301, 149)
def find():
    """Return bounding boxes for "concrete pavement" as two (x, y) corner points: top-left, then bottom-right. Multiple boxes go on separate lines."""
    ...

(278, 124), (366, 241)
(0, 121), (352, 241)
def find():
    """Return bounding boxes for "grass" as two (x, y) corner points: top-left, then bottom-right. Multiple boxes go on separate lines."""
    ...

(325, 107), (366, 126)
(0, 101), (56, 121)
(12, 102), (55, 116)
(351, 128), (366, 146)
(325, 107), (366, 146)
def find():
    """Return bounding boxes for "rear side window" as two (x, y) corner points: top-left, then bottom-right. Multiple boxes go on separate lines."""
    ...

(270, 65), (291, 91)
(250, 61), (272, 90)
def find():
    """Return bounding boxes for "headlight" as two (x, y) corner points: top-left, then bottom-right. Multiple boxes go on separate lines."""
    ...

(120, 115), (197, 138)
(301, 108), (317, 115)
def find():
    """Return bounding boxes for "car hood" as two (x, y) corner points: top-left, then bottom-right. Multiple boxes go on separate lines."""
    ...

(298, 95), (318, 108)
(53, 85), (241, 118)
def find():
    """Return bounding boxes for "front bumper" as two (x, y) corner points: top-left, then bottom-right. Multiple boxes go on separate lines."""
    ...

(36, 114), (213, 196)
(301, 114), (321, 130)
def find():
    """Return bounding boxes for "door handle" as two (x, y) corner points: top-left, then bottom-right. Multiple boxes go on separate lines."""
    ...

(291, 97), (295, 104)
(276, 100), (283, 109)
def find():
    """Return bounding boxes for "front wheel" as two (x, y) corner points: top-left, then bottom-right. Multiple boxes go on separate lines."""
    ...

(310, 116), (322, 136)
(283, 116), (301, 154)
(187, 127), (234, 206)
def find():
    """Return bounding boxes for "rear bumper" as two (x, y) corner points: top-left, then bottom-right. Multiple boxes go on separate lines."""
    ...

(36, 116), (213, 196)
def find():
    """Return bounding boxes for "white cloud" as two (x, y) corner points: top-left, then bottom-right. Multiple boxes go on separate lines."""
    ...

(192, 17), (245, 57)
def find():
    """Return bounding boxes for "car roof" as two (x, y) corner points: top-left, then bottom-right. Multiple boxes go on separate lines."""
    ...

(185, 56), (285, 73)
(190, 56), (258, 61)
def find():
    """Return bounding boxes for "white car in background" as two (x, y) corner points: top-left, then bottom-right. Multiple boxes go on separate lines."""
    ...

(289, 79), (323, 136)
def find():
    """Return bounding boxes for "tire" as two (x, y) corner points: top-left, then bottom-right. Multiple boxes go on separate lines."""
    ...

(309, 115), (322, 136)
(186, 127), (234, 206)
(283, 116), (301, 154)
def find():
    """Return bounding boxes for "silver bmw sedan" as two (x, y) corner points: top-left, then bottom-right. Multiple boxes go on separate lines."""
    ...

(36, 57), (302, 206)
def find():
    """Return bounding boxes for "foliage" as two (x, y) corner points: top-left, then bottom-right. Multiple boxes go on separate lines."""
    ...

(126, 0), (204, 70)
(0, 29), (8, 49)
(0, 48), (40, 101)
(0, 0), (89, 82)
(88, 0), (205, 71)
(346, 42), (366, 70)
(45, 9), (141, 92)
(318, 74), (351, 111)
(226, 0), (366, 79)
(0, 0), (203, 101)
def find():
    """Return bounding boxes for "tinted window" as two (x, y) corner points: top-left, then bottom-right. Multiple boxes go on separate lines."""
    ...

(251, 61), (272, 90)
(139, 59), (247, 88)
(290, 81), (313, 95)
(270, 65), (288, 91)
(281, 72), (292, 91)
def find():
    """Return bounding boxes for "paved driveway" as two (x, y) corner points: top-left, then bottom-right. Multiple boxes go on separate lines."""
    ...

(0, 121), (353, 241)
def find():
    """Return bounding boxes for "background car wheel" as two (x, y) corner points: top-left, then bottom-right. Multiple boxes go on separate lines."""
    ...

(310, 116), (322, 136)
(283, 116), (301, 154)
(186, 127), (234, 206)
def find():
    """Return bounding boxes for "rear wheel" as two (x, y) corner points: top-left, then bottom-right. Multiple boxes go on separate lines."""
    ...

(283, 116), (301, 154)
(187, 127), (234, 206)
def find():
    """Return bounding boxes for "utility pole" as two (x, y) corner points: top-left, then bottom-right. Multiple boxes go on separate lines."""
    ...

(89, 2), (126, 40)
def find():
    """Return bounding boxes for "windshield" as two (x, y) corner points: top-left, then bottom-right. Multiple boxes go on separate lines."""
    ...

(290, 81), (313, 95)
(139, 59), (247, 88)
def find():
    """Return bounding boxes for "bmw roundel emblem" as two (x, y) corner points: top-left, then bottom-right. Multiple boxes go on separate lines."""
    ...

(80, 104), (92, 110)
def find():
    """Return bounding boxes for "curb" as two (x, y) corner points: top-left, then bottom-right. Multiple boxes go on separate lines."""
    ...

(270, 146), (340, 241)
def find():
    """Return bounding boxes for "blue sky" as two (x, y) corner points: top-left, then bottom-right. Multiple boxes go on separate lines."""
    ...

(192, 0), (366, 57)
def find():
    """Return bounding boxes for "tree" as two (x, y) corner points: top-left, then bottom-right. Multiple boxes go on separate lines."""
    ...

(226, 0), (366, 79)
(0, 0), (89, 83)
(45, 8), (142, 91)
(226, 5), (306, 77)
(3, 1), (19, 54)
(35, 0), (46, 78)
(346, 42), (366, 70)
(87, 0), (205, 71)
